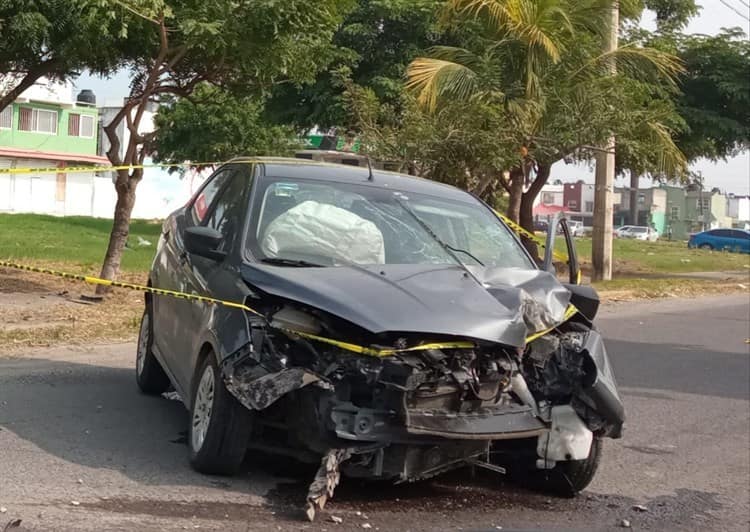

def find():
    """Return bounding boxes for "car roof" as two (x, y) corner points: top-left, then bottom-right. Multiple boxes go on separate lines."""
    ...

(227, 156), (476, 204)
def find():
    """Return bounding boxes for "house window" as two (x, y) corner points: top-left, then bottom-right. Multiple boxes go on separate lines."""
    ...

(696, 198), (710, 210)
(18, 107), (58, 134)
(638, 193), (645, 204)
(567, 200), (578, 209)
(0, 106), (11, 129)
(542, 192), (554, 205)
(670, 206), (679, 220)
(68, 113), (95, 138)
(585, 201), (594, 212)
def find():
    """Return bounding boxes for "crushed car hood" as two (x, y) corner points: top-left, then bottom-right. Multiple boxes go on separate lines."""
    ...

(240, 263), (572, 347)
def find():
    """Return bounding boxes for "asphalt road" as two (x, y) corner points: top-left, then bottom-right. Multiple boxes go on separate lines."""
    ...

(1, 294), (748, 532)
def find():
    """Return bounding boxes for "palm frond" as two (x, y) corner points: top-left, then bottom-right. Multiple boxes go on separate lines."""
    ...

(406, 57), (481, 111)
(645, 121), (688, 178)
(569, 44), (685, 87)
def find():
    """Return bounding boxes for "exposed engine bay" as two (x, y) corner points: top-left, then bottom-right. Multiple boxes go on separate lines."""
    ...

(220, 286), (624, 520)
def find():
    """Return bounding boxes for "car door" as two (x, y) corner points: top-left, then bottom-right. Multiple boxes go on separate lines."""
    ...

(172, 164), (253, 391)
(152, 166), (237, 386)
(730, 230), (750, 252)
(712, 229), (734, 250)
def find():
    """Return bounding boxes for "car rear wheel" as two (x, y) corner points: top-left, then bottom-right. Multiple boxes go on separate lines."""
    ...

(135, 308), (170, 395)
(188, 353), (252, 476)
(698, 243), (713, 250)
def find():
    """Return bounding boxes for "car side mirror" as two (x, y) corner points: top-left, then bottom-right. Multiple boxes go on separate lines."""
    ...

(184, 226), (227, 262)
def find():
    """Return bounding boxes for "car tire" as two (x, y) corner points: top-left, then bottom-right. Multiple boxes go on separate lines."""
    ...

(135, 307), (170, 395)
(698, 243), (713, 250)
(496, 437), (602, 497)
(546, 437), (602, 495)
(188, 353), (252, 476)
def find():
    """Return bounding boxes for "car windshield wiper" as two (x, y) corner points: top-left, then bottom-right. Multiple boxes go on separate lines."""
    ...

(393, 195), (484, 285)
(443, 243), (484, 266)
(260, 257), (325, 267)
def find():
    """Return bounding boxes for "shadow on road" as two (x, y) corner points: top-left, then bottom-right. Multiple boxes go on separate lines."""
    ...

(0, 356), (274, 497)
(0, 354), (732, 530)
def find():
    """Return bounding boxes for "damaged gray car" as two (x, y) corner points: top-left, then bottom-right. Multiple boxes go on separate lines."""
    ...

(136, 158), (624, 519)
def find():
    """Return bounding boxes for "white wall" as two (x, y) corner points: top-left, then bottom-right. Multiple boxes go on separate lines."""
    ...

(580, 184), (595, 214)
(2, 157), (210, 220)
(15, 78), (73, 106)
(727, 197), (750, 222)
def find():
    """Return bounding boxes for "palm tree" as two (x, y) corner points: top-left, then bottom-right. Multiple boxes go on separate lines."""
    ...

(406, 0), (686, 240)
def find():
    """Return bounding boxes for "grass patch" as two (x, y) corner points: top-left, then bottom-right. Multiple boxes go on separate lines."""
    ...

(593, 277), (749, 301)
(0, 213), (161, 273)
(560, 237), (749, 274)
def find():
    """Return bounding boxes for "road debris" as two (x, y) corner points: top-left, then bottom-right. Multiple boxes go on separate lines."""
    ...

(161, 391), (182, 402)
(362, 523), (372, 529)
(70, 501), (80, 506)
(306, 449), (352, 521)
(632, 504), (648, 512)
(2, 519), (22, 531)
(329, 515), (343, 524)
(0, 508), (6, 513)
(619, 519), (632, 528)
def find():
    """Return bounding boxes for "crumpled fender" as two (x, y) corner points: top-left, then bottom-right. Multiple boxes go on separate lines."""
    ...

(225, 366), (328, 411)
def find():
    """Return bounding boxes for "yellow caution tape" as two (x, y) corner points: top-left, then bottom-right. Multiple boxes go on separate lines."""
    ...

(494, 210), (568, 263)
(283, 329), (476, 357)
(525, 304), (579, 343)
(0, 161), (220, 176)
(0, 259), (579, 355)
(0, 260), (263, 316)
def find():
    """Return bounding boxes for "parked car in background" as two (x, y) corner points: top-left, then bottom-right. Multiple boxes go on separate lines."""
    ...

(614, 225), (636, 238)
(688, 229), (750, 253)
(568, 220), (585, 237)
(619, 226), (658, 241)
(533, 220), (549, 233)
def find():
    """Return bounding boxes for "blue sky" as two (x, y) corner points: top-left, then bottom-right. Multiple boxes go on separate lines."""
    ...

(75, 0), (750, 195)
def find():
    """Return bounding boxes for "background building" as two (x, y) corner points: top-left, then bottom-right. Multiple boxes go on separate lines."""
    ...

(726, 194), (750, 228)
(0, 79), (108, 215)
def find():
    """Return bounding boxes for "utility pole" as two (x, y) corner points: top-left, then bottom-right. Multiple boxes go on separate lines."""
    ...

(591, 0), (619, 282)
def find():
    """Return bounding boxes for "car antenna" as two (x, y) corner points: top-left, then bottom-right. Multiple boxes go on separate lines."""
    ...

(366, 156), (374, 181)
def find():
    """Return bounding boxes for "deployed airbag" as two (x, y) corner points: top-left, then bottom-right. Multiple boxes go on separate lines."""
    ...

(261, 200), (386, 265)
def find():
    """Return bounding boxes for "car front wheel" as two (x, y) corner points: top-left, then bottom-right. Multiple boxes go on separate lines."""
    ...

(135, 308), (170, 395)
(188, 353), (252, 476)
(494, 437), (602, 497)
(699, 243), (713, 250)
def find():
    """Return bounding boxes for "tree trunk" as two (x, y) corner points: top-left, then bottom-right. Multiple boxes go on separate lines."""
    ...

(519, 162), (551, 260)
(506, 167), (524, 223)
(96, 178), (136, 295)
(0, 69), (47, 113)
(629, 170), (639, 225)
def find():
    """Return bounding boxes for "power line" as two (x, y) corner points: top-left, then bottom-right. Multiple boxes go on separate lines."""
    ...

(736, 0), (750, 9)
(718, 0), (750, 22)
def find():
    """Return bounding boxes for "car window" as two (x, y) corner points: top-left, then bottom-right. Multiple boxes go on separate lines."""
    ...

(247, 177), (533, 269)
(202, 169), (250, 250)
(631, 227), (647, 233)
(730, 230), (750, 240)
(190, 168), (235, 224)
(712, 229), (732, 237)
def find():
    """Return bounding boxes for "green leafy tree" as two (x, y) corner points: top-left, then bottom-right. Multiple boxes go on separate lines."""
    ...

(153, 85), (300, 166)
(674, 29), (750, 162)
(406, 0), (685, 253)
(95, 0), (352, 291)
(620, 2), (748, 224)
(0, 0), (137, 111)
(266, 0), (445, 130)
